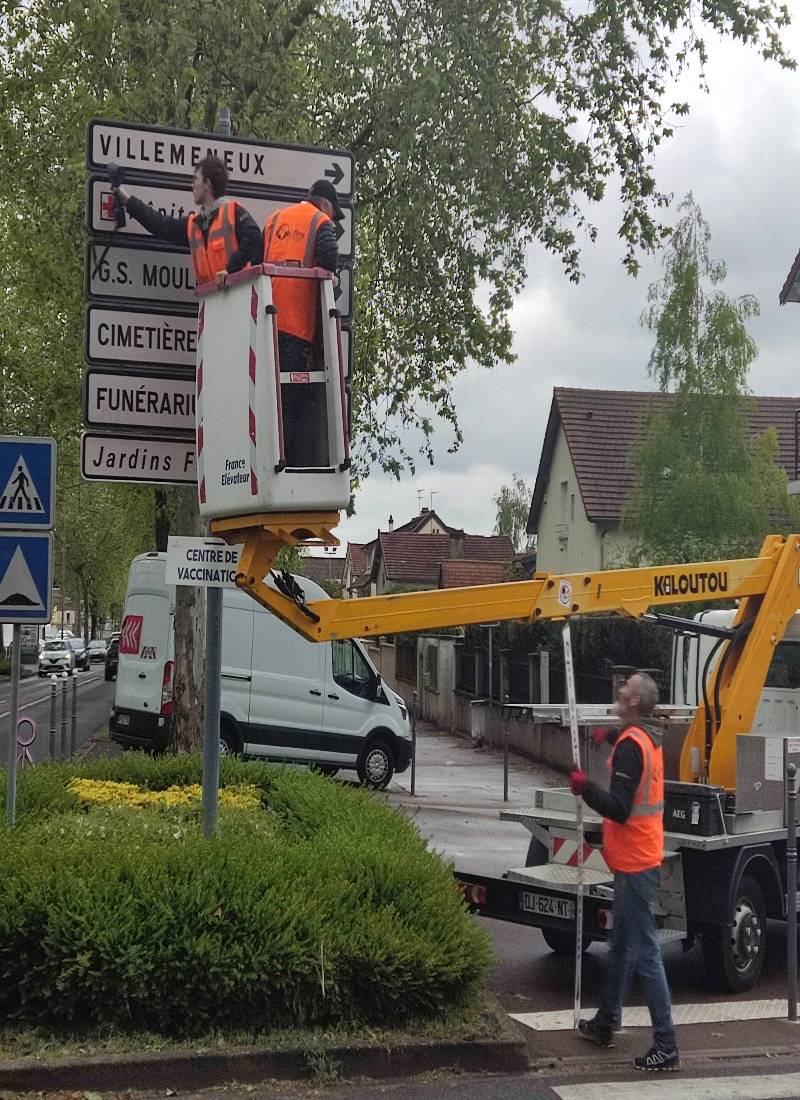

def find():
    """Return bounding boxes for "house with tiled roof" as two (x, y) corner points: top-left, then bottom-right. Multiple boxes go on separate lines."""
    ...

(342, 509), (465, 597)
(297, 554), (345, 589)
(528, 387), (800, 572)
(342, 511), (515, 597)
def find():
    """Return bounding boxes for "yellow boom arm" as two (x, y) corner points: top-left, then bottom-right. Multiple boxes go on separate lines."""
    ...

(212, 515), (800, 790)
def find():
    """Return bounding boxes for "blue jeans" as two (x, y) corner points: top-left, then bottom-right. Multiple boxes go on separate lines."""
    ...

(597, 867), (676, 1049)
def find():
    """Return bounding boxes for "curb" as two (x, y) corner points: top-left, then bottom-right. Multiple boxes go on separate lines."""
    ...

(0, 1022), (529, 1091)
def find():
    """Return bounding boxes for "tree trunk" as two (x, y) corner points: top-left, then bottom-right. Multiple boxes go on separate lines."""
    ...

(169, 487), (205, 752)
(154, 487), (172, 552)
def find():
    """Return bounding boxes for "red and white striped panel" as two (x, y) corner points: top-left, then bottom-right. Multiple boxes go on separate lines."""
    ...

(248, 286), (258, 496)
(196, 302), (206, 504)
(551, 833), (610, 872)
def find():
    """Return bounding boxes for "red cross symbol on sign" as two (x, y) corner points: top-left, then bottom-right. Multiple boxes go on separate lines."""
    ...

(100, 190), (116, 221)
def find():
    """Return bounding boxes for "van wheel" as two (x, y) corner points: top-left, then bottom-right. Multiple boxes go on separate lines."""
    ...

(219, 723), (241, 757)
(702, 873), (766, 992)
(357, 739), (395, 790)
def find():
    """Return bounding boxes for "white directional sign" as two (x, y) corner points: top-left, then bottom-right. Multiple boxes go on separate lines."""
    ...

(85, 304), (197, 368)
(165, 537), (243, 588)
(86, 242), (353, 319)
(86, 242), (195, 306)
(84, 369), (195, 433)
(86, 177), (354, 257)
(81, 432), (196, 484)
(87, 119), (354, 198)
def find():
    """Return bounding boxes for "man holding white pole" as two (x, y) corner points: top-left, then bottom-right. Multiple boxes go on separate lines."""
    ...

(569, 671), (680, 1073)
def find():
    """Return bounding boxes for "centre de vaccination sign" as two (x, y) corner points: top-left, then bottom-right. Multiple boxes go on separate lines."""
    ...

(165, 537), (243, 587)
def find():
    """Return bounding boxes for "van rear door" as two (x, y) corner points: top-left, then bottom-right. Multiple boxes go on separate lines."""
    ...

(115, 591), (172, 716)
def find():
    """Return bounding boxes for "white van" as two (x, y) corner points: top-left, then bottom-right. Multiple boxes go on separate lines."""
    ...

(109, 553), (412, 788)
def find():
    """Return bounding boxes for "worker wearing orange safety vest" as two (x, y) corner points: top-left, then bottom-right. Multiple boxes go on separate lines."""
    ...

(569, 672), (679, 1073)
(114, 155), (262, 286)
(262, 180), (341, 462)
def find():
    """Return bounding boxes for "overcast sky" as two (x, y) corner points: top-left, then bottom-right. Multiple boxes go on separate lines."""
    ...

(332, 21), (800, 553)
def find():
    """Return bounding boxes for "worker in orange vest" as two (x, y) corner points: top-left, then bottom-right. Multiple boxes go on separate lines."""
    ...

(263, 180), (341, 463)
(570, 672), (679, 1073)
(114, 155), (262, 286)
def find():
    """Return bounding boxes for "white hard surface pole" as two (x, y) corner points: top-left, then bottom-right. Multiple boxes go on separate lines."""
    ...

(562, 623), (584, 1029)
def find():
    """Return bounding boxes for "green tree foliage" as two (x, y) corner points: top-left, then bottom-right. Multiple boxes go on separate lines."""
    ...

(494, 473), (534, 552)
(625, 194), (800, 563)
(0, 1), (794, 475)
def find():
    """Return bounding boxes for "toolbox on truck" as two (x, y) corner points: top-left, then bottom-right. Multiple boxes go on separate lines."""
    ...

(663, 780), (726, 836)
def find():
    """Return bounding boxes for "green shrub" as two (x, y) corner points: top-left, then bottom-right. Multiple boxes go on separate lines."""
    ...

(0, 759), (492, 1036)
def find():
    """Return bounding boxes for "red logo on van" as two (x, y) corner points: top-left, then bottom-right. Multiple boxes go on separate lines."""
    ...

(119, 615), (143, 655)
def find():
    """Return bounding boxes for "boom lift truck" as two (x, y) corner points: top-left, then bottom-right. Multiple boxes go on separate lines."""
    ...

(197, 265), (800, 995)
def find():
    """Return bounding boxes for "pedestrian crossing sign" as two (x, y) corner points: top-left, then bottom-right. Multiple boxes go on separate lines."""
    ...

(0, 436), (56, 529)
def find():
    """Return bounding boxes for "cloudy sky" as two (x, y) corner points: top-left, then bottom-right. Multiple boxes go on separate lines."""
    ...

(332, 19), (800, 553)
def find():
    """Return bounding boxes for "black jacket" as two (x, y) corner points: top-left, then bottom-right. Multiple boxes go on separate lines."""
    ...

(126, 196), (263, 273)
(580, 722), (662, 825)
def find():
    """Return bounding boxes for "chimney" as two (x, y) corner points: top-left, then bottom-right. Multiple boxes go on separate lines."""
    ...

(421, 506), (429, 514)
(449, 530), (465, 559)
(388, 514), (394, 532)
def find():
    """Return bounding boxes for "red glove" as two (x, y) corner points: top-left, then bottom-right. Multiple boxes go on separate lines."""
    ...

(569, 768), (587, 796)
(592, 727), (609, 748)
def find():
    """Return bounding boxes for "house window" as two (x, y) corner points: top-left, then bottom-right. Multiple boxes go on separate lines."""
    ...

(570, 494), (575, 522)
(560, 481), (568, 522)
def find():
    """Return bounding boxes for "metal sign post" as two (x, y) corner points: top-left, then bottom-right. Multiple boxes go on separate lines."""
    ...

(5, 627), (21, 827)
(0, 435), (55, 826)
(562, 622), (584, 1029)
(165, 534), (241, 837)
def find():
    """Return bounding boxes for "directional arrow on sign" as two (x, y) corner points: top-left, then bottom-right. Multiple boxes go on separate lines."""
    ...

(325, 162), (345, 187)
(86, 118), (354, 199)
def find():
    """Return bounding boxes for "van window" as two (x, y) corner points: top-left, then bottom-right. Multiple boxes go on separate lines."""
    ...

(332, 639), (374, 698)
(765, 642), (800, 689)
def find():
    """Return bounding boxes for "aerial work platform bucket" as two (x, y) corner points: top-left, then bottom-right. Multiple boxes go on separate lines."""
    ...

(195, 264), (350, 521)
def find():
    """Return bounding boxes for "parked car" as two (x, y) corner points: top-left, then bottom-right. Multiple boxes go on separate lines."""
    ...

(38, 639), (75, 676)
(104, 633), (120, 681)
(68, 638), (91, 672)
(87, 639), (107, 662)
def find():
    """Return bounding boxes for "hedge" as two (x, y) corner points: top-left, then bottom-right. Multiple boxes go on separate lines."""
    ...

(0, 757), (492, 1036)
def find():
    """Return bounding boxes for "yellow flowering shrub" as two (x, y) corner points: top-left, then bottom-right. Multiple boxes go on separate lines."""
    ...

(67, 778), (261, 812)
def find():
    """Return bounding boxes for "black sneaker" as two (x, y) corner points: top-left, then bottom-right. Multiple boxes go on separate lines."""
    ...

(634, 1045), (681, 1072)
(577, 1016), (615, 1049)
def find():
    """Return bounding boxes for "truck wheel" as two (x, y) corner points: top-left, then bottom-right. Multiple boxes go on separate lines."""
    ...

(702, 873), (766, 993)
(541, 927), (591, 956)
(357, 739), (395, 790)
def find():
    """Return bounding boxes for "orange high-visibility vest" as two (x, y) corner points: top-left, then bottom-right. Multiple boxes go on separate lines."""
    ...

(263, 201), (333, 343)
(603, 725), (664, 873)
(187, 201), (240, 284)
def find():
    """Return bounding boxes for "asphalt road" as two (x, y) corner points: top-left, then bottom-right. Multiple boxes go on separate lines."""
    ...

(0, 661), (116, 764)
